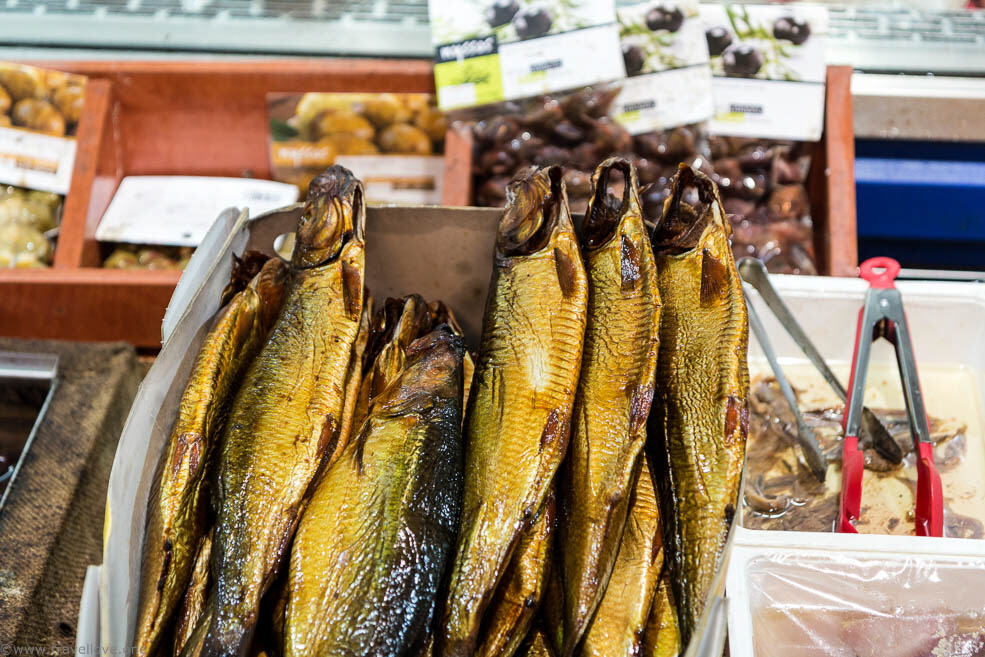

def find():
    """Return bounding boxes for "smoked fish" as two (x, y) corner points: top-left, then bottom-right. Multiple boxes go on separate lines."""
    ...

(579, 456), (663, 657)
(439, 165), (588, 657)
(195, 165), (368, 657)
(518, 624), (557, 657)
(475, 489), (556, 657)
(354, 296), (474, 430)
(285, 328), (466, 657)
(135, 256), (288, 657)
(175, 530), (214, 656)
(642, 570), (681, 657)
(647, 165), (749, 644)
(558, 158), (661, 656)
(353, 294), (434, 429)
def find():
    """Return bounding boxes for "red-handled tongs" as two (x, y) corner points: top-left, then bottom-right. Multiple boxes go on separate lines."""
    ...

(839, 257), (944, 537)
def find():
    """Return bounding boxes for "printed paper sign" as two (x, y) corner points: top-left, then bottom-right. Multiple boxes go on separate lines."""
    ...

(96, 177), (299, 247)
(701, 4), (828, 140)
(611, 0), (714, 134)
(0, 63), (87, 194)
(429, 0), (625, 111)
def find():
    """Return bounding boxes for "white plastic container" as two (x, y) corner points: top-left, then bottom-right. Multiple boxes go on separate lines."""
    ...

(730, 274), (985, 657)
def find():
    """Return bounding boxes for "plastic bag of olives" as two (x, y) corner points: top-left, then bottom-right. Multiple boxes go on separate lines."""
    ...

(459, 85), (712, 213)
(709, 136), (817, 275)
(461, 85), (819, 274)
(268, 92), (447, 201)
(0, 63), (87, 138)
(0, 184), (62, 268)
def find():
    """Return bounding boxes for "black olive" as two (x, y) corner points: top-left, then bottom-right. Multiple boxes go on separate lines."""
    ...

(513, 7), (553, 40)
(640, 182), (671, 223)
(773, 16), (810, 45)
(645, 5), (684, 32)
(705, 26), (732, 57)
(552, 120), (585, 146)
(722, 44), (763, 78)
(486, 0), (520, 28)
(623, 44), (646, 77)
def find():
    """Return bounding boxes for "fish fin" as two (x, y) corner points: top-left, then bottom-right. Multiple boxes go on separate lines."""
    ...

(699, 249), (728, 307)
(554, 248), (578, 299)
(342, 260), (363, 320)
(723, 395), (748, 449)
(620, 234), (642, 291)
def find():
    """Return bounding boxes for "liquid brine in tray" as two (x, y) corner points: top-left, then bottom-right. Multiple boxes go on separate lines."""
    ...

(742, 353), (985, 538)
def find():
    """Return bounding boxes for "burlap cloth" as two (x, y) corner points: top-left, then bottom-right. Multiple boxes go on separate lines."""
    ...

(0, 338), (141, 647)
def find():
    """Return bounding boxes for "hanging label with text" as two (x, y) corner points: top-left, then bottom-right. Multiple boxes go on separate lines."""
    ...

(429, 0), (625, 111)
(700, 3), (828, 141)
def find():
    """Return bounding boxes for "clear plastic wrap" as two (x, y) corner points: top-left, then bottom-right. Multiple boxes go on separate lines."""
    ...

(740, 550), (985, 657)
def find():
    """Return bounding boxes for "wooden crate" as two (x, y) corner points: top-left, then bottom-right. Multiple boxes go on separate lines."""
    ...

(0, 59), (439, 347)
(0, 61), (856, 348)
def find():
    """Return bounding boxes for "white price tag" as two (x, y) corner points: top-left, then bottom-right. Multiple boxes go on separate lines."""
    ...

(0, 127), (77, 194)
(95, 176), (299, 247)
(334, 155), (446, 206)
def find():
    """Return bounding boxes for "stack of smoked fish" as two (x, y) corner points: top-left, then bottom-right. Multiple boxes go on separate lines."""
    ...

(133, 158), (748, 657)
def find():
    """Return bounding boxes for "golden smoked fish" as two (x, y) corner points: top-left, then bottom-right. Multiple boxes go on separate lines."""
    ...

(175, 530), (214, 656)
(647, 165), (749, 643)
(580, 456), (663, 657)
(285, 328), (466, 657)
(195, 166), (367, 657)
(353, 294), (434, 429)
(643, 571), (681, 657)
(475, 489), (555, 657)
(519, 624), (557, 657)
(429, 300), (475, 416)
(439, 165), (588, 657)
(337, 297), (372, 451)
(558, 158), (661, 657)
(135, 256), (287, 657)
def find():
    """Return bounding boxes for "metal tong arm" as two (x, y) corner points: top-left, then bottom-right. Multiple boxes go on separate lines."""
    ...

(738, 258), (847, 399)
(839, 258), (943, 537)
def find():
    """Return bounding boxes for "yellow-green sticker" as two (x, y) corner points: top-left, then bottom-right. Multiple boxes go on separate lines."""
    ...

(434, 54), (504, 110)
(715, 111), (746, 123)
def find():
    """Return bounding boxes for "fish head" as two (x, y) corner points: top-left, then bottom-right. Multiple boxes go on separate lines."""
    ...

(372, 327), (467, 420)
(581, 156), (643, 250)
(650, 164), (729, 256)
(497, 165), (569, 257)
(293, 165), (366, 268)
(364, 295), (433, 376)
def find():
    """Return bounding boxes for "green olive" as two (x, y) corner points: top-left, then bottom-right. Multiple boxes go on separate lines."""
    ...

(377, 123), (433, 155)
(53, 85), (84, 124)
(361, 94), (411, 129)
(311, 110), (375, 141)
(12, 99), (66, 136)
(103, 248), (140, 269)
(413, 107), (447, 143)
(0, 66), (44, 102)
(0, 223), (51, 262)
(321, 133), (379, 155)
